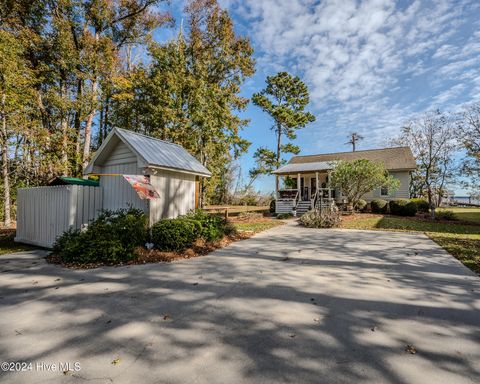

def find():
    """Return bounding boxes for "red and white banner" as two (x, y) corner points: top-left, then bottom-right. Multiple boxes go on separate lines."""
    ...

(123, 175), (160, 200)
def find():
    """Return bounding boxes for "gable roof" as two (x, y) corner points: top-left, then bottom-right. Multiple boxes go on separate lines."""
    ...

(273, 147), (416, 174)
(84, 128), (212, 177)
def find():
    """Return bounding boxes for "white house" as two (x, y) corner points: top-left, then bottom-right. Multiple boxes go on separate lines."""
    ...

(272, 147), (416, 215)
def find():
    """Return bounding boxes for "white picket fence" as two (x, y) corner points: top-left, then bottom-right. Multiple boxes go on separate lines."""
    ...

(15, 185), (103, 248)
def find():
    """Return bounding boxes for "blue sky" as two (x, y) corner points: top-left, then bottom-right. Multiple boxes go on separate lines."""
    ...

(162, 0), (480, 195)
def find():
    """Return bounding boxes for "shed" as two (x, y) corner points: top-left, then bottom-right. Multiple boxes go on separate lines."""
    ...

(15, 128), (211, 248)
(84, 128), (211, 224)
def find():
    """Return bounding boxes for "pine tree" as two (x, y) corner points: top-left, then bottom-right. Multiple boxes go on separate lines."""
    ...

(250, 72), (315, 191)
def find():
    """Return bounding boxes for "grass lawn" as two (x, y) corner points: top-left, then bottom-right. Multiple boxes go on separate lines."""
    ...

(231, 218), (283, 233)
(437, 207), (480, 224)
(341, 210), (480, 275)
(204, 205), (270, 216)
(0, 229), (36, 255)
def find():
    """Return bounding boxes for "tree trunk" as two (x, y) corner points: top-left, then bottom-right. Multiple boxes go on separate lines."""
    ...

(73, 79), (83, 175)
(427, 186), (435, 219)
(98, 99), (104, 147)
(60, 81), (69, 176)
(104, 94), (110, 140)
(275, 124), (281, 193)
(82, 76), (98, 171)
(1, 93), (11, 227)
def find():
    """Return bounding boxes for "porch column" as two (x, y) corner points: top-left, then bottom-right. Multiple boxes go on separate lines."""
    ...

(297, 173), (301, 197)
(275, 175), (279, 199)
(315, 172), (319, 196)
(327, 170), (331, 199)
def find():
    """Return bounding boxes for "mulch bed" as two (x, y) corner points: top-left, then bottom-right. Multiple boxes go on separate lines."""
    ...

(46, 232), (252, 269)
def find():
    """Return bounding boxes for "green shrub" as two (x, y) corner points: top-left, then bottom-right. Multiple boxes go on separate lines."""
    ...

(389, 199), (418, 217)
(435, 210), (457, 221)
(410, 198), (429, 213)
(277, 213), (293, 219)
(269, 199), (276, 213)
(152, 218), (199, 252)
(299, 206), (340, 228)
(371, 199), (388, 213)
(184, 209), (225, 241)
(53, 208), (147, 265)
(355, 199), (367, 212)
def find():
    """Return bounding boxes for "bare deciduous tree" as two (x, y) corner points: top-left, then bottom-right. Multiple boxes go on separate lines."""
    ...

(458, 103), (480, 193)
(392, 111), (457, 217)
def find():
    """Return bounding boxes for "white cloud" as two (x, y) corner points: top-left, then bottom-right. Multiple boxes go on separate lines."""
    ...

(225, 0), (479, 148)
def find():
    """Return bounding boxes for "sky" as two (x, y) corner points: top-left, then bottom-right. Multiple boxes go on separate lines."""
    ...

(165, 0), (480, 195)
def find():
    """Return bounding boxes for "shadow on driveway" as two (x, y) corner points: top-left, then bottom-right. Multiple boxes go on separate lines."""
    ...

(0, 224), (479, 383)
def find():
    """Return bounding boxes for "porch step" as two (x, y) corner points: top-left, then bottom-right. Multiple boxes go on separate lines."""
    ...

(276, 200), (295, 214)
(295, 201), (312, 216)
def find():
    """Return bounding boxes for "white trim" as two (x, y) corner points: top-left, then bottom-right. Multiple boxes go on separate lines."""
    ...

(145, 165), (211, 178)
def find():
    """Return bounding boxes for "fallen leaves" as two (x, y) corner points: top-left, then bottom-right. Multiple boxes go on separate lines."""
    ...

(405, 345), (417, 354)
(111, 358), (121, 366)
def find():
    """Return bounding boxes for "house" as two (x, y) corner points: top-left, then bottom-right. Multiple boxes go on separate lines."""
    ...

(15, 128), (211, 248)
(84, 128), (211, 224)
(272, 147), (416, 215)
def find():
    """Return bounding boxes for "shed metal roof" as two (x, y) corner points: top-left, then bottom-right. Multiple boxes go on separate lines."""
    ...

(116, 129), (211, 176)
(85, 128), (212, 177)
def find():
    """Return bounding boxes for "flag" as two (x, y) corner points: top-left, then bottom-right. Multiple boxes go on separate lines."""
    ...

(123, 175), (160, 200)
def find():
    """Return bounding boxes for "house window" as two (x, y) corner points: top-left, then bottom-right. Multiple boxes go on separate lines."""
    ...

(380, 186), (389, 196)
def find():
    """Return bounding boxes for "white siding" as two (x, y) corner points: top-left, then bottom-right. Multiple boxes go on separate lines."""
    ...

(103, 140), (137, 166)
(100, 162), (148, 212)
(15, 185), (102, 248)
(362, 171), (410, 201)
(148, 169), (196, 223)
(391, 171), (410, 199)
(98, 140), (148, 213)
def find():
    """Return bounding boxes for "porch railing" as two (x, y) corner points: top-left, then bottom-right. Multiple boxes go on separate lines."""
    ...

(276, 188), (299, 200)
(311, 191), (317, 209)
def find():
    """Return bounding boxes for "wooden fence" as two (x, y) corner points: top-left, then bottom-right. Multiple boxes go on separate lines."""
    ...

(15, 185), (102, 248)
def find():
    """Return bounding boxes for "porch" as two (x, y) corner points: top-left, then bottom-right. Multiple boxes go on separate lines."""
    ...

(274, 171), (337, 215)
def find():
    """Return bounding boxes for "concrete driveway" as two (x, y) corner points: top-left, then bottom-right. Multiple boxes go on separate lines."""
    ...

(0, 223), (479, 384)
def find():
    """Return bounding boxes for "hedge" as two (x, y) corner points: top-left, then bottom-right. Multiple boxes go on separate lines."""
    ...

(410, 198), (429, 213)
(389, 199), (418, 216)
(355, 199), (367, 211)
(53, 208), (148, 265)
(371, 199), (388, 213)
(151, 218), (200, 252)
(152, 210), (236, 252)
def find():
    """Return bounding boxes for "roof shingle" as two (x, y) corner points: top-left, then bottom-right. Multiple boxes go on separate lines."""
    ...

(286, 147), (416, 171)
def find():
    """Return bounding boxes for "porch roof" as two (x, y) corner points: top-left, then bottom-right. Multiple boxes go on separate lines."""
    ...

(272, 161), (333, 174)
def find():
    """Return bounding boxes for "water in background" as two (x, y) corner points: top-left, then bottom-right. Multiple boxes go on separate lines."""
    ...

(453, 196), (480, 205)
